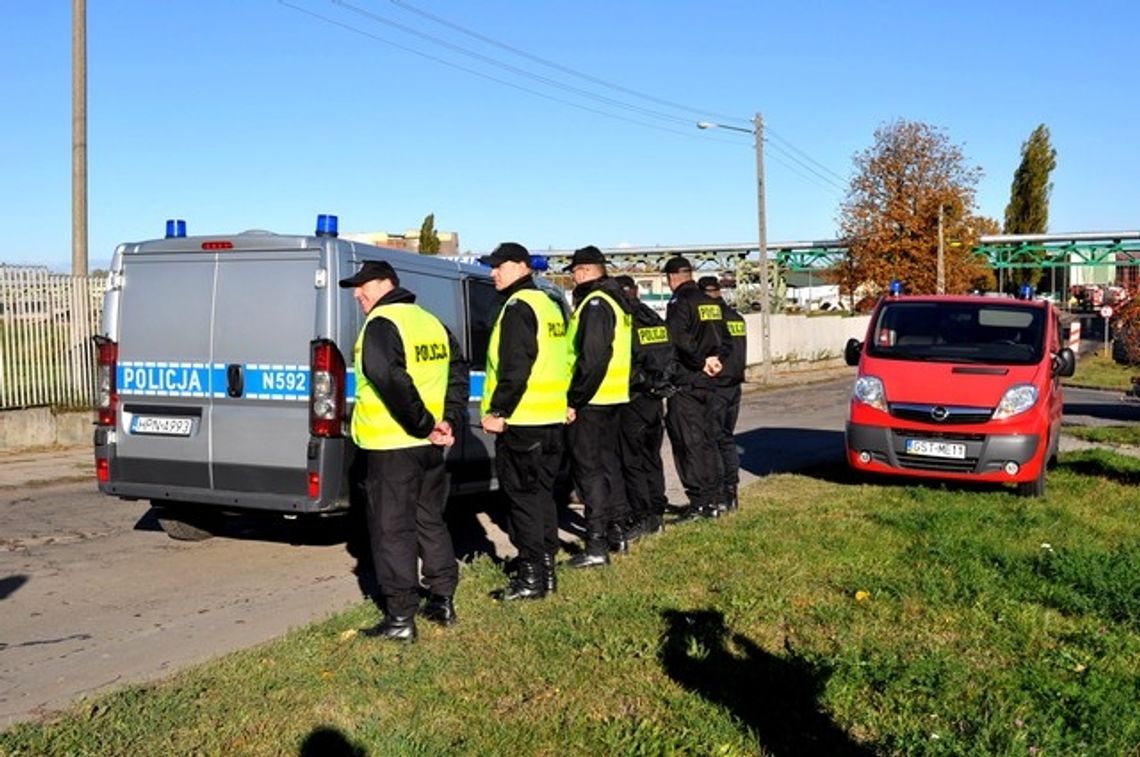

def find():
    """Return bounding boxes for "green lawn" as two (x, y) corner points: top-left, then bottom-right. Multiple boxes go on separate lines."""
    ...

(1066, 351), (1136, 392)
(3, 451), (1140, 755)
(1065, 424), (1140, 448)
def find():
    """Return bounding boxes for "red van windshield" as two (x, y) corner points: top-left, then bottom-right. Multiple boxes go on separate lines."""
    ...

(868, 301), (1045, 365)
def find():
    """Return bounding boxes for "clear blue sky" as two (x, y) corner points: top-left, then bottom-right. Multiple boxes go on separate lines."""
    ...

(2, 1), (1137, 272)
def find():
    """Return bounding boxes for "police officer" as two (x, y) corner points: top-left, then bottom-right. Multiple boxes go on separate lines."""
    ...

(564, 245), (632, 567)
(615, 275), (676, 539)
(478, 242), (570, 600)
(339, 260), (469, 642)
(662, 257), (730, 520)
(698, 275), (747, 512)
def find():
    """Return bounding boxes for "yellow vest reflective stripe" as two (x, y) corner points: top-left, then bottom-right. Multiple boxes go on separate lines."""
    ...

(351, 303), (448, 451)
(568, 288), (631, 405)
(482, 288), (570, 425)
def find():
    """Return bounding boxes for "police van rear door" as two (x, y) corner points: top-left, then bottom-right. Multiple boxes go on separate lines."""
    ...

(115, 253), (216, 489)
(210, 248), (321, 497)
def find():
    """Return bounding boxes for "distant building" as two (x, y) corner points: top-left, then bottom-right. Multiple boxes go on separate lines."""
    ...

(340, 229), (460, 255)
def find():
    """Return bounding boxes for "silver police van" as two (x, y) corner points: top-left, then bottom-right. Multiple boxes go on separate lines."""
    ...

(94, 215), (504, 540)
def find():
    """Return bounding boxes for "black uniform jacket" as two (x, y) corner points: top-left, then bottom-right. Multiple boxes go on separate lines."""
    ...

(486, 275), (553, 418)
(716, 300), (746, 387)
(665, 280), (731, 387)
(360, 287), (470, 438)
(568, 276), (630, 409)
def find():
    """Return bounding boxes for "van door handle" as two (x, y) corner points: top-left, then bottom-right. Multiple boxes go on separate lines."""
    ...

(226, 363), (244, 398)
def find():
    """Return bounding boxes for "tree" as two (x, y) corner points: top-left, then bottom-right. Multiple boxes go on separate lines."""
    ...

(1003, 124), (1057, 287)
(835, 119), (992, 297)
(418, 213), (441, 255)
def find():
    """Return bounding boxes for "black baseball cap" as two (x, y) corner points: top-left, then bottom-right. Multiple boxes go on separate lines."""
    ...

(615, 275), (636, 290)
(697, 276), (720, 291)
(563, 245), (607, 271)
(338, 260), (399, 288)
(662, 256), (693, 274)
(478, 242), (531, 268)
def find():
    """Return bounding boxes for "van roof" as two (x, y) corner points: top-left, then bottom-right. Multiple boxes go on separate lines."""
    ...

(881, 294), (1049, 309)
(118, 232), (489, 277)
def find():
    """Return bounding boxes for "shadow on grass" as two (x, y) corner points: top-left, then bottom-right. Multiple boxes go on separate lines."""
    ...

(659, 609), (874, 756)
(1057, 455), (1140, 487)
(299, 725), (367, 756)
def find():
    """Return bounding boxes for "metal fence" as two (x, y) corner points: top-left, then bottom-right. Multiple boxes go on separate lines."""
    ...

(0, 266), (107, 410)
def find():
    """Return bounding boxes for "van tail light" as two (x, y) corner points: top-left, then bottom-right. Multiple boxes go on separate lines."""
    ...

(95, 337), (118, 427)
(96, 457), (110, 483)
(309, 339), (345, 438)
(307, 471), (321, 498)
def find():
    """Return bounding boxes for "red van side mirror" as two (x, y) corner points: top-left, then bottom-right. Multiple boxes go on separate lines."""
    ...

(1053, 347), (1076, 378)
(845, 338), (863, 367)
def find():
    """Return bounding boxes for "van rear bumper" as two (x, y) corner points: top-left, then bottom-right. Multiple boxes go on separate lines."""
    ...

(94, 431), (350, 514)
(846, 422), (1041, 478)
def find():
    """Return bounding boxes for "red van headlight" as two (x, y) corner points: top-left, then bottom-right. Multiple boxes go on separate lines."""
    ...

(993, 384), (1038, 419)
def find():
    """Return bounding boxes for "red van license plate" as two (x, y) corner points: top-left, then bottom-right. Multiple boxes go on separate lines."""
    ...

(905, 439), (966, 459)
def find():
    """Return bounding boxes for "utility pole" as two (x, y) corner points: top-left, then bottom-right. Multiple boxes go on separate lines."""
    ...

(936, 204), (945, 294)
(72, 0), (88, 275)
(753, 112), (771, 381)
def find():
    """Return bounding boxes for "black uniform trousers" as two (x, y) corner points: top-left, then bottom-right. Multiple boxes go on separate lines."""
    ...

(362, 445), (457, 618)
(619, 392), (667, 521)
(568, 404), (627, 551)
(495, 423), (563, 564)
(665, 386), (720, 508)
(709, 383), (743, 501)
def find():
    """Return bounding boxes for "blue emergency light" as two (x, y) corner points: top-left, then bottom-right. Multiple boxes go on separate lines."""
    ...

(164, 219), (187, 239)
(315, 214), (339, 238)
(530, 255), (549, 272)
(889, 279), (903, 296)
(1019, 284), (1033, 300)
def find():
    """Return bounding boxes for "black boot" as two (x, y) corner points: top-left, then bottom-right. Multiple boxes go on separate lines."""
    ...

(701, 503), (723, 519)
(362, 614), (417, 642)
(568, 534), (610, 569)
(724, 489), (739, 512)
(499, 559), (546, 601)
(422, 594), (457, 627)
(606, 521), (629, 554)
(674, 505), (703, 523)
(542, 552), (557, 594)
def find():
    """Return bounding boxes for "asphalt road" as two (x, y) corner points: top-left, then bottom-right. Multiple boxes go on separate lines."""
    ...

(1, 375), (1135, 728)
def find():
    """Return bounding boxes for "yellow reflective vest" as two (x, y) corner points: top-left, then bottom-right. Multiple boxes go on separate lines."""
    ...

(482, 288), (570, 425)
(351, 303), (448, 451)
(567, 287), (631, 406)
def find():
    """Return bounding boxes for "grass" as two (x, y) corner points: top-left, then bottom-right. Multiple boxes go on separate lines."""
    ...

(3, 450), (1140, 755)
(1066, 424), (1140, 447)
(1066, 350), (1136, 391)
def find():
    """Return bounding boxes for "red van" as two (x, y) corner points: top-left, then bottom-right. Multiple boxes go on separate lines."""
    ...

(844, 293), (1076, 497)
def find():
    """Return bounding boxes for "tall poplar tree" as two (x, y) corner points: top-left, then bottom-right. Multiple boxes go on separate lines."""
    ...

(1003, 124), (1057, 286)
(418, 213), (441, 255)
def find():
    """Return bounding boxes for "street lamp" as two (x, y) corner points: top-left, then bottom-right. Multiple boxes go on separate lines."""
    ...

(697, 113), (771, 381)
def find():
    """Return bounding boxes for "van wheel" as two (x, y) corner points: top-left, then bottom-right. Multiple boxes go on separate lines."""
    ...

(153, 503), (218, 541)
(1016, 469), (1046, 498)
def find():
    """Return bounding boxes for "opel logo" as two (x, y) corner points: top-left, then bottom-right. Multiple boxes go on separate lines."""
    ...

(930, 406), (950, 422)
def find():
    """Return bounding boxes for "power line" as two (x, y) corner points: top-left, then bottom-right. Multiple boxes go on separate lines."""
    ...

(386, 0), (752, 130)
(381, 0), (847, 189)
(334, 0), (700, 128)
(277, 1), (740, 143)
(766, 127), (848, 184)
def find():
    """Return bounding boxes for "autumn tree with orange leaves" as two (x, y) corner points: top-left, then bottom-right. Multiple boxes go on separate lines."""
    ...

(836, 120), (996, 300)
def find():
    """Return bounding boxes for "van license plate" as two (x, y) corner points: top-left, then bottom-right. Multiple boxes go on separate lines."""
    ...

(130, 416), (193, 436)
(905, 439), (966, 459)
